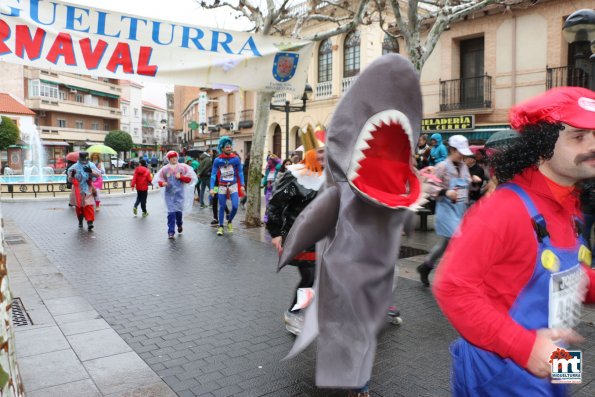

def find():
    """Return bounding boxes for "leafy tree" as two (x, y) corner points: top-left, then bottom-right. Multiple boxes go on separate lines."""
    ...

(104, 130), (133, 157)
(0, 116), (19, 150)
(104, 130), (133, 172)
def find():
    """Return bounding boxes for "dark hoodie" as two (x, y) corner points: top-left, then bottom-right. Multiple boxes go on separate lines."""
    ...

(195, 152), (212, 178)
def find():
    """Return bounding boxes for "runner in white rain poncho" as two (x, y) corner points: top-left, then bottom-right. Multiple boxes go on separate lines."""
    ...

(153, 151), (197, 238)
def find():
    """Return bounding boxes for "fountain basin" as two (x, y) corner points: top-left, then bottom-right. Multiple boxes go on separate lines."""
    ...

(0, 175), (135, 199)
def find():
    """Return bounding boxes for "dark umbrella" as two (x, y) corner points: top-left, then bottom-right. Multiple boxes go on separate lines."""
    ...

(485, 129), (519, 149)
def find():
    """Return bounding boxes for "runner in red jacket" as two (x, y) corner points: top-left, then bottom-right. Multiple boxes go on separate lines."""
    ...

(434, 87), (595, 396)
(131, 158), (153, 217)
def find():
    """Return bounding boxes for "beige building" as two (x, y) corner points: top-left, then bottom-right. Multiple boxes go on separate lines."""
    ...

(24, 69), (121, 149)
(0, 64), (123, 150)
(177, 87), (257, 158)
(265, 0), (593, 157)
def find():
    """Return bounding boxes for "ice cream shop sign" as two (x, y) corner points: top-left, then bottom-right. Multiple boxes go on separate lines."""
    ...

(422, 115), (475, 132)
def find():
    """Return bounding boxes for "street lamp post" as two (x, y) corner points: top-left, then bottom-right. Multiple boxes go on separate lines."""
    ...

(562, 9), (595, 91)
(269, 84), (313, 158)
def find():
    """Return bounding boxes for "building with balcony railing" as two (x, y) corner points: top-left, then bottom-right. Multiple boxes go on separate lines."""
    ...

(120, 80), (143, 145)
(0, 66), (123, 150)
(176, 86), (257, 157)
(141, 101), (166, 146)
(266, 0), (593, 156)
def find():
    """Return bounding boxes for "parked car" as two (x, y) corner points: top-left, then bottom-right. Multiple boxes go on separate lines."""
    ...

(128, 158), (140, 169)
(110, 156), (128, 168)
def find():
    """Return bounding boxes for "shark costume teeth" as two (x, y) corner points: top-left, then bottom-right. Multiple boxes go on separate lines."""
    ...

(347, 109), (420, 209)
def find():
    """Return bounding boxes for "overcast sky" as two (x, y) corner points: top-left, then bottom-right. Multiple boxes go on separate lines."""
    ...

(76, 0), (251, 108)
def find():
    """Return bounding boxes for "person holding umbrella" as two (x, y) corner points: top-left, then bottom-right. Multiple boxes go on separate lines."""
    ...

(89, 153), (105, 211)
(67, 151), (101, 230)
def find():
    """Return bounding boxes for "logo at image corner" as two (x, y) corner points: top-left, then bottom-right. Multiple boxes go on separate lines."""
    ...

(272, 52), (299, 82)
(550, 348), (581, 384)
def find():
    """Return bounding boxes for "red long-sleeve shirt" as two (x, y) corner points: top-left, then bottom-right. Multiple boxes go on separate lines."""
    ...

(131, 166), (153, 191)
(433, 167), (595, 369)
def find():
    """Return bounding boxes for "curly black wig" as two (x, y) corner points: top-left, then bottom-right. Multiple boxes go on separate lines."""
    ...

(489, 122), (562, 183)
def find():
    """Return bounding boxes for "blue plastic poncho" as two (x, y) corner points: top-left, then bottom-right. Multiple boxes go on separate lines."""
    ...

(67, 162), (99, 196)
(153, 163), (197, 212)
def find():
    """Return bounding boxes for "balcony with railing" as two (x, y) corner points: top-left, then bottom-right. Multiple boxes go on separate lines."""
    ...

(221, 112), (236, 130)
(272, 92), (289, 105)
(208, 115), (220, 132)
(341, 76), (357, 92)
(546, 66), (591, 90)
(25, 97), (121, 119)
(439, 75), (492, 112)
(316, 81), (333, 98)
(239, 109), (254, 129)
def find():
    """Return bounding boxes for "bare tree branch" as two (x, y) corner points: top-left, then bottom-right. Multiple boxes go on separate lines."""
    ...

(199, 0), (263, 31)
(301, 0), (371, 41)
(389, 0), (413, 48)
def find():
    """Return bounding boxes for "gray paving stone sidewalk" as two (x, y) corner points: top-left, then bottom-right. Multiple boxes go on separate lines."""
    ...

(5, 217), (177, 397)
(2, 195), (594, 396)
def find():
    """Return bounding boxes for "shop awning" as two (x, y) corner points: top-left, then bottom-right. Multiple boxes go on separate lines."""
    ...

(63, 84), (90, 93)
(89, 90), (119, 99)
(41, 140), (69, 146)
(40, 79), (58, 85)
(436, 125), (511, 142)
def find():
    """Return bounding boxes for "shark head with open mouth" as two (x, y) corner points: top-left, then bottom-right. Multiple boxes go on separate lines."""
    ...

(326, 53), (423, 209)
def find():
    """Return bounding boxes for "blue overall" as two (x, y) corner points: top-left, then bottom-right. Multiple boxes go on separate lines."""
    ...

(451, 183), (585, 397)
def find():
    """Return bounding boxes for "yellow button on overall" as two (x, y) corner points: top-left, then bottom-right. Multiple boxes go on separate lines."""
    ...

(541, 249), (560, 272)
(578, 245), (592, 267)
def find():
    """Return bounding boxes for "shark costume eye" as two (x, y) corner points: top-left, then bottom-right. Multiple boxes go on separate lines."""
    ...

(347, 109), (420, 208)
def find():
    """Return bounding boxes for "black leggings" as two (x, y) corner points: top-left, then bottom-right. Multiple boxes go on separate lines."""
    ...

(134, 190), (148, 213)
(290, 262), (315, 311)
(211, 194), (229, 221)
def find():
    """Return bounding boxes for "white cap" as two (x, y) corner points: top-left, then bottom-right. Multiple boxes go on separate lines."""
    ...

(448, 135), (473, 156)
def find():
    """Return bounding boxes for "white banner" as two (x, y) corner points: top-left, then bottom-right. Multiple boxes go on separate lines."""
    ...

(0, 0), (313, 92)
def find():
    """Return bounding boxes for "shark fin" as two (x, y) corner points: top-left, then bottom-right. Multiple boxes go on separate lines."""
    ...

(278, 185), (340, 270)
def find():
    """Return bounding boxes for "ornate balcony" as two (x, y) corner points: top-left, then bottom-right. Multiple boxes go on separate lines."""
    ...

(439, 75), (492, 112)
(546, 66), (591, 90)
(316, 81), (332, 98)
(239, 109), (254, 129)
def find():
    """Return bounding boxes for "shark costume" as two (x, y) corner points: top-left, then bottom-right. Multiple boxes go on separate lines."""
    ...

(278, 54), (425, 389)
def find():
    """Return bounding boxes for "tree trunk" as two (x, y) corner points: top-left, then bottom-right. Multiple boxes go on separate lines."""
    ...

(244, 91), (274, 227)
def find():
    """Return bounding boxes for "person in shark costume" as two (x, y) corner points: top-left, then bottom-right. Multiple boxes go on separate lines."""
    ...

(278, 54), (424, 390)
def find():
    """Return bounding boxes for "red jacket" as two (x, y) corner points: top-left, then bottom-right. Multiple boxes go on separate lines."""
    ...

(433, 167), (595, 369)
(131, 166), (153, 191)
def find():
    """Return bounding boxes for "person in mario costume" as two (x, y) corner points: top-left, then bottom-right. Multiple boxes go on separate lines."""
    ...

(434, 86), (595, 396)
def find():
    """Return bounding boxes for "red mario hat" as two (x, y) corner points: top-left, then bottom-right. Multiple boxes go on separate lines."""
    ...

(509, 87), (595, 131)
(166, 151), (178, 159)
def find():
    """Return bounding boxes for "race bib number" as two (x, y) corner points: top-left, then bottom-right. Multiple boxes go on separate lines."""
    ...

(549, 265), (583, 329)
(220, 164), (235, 182)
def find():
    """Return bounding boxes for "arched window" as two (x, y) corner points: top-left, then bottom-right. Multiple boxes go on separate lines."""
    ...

(343, 31), (360, 78)
(272, 125), (282, 157)
(382, 34), (399, 55)
(318, 39), (333, 83)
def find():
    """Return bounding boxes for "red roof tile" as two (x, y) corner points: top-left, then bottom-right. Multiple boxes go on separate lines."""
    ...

(0, 94), (35, 116)
(142, 100), (165, 111)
